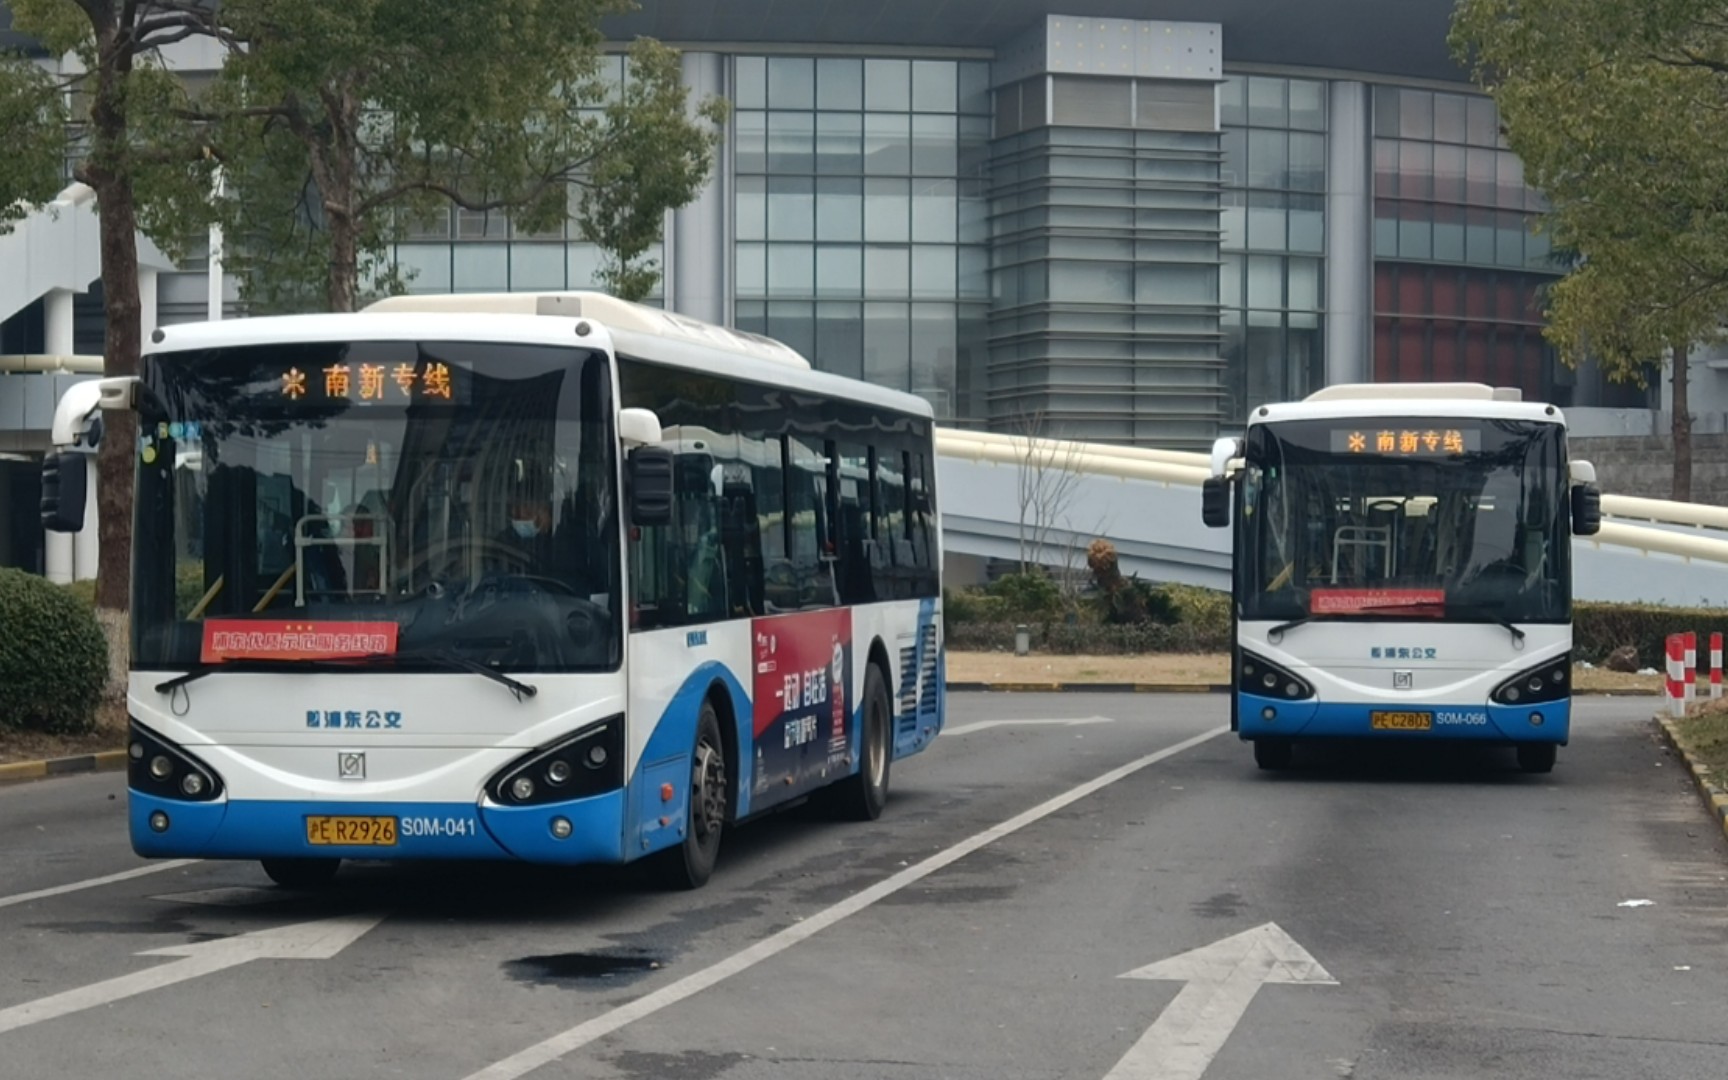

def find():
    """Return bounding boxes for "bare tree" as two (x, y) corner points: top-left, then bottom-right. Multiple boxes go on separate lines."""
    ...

(1052, 512), (1114, 616)
(1009, 408), (1086, 573)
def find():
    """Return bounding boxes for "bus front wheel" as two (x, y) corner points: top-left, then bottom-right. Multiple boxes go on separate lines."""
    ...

(1253, 739), (1293, 771)
(824, 662), (892, 821)
(1516, 743), (1556, 774)
(653, 698), (728, 890)
(261, 857), (341, 889)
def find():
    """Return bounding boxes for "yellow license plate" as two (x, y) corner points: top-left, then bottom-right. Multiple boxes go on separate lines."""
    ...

(305, 816), (398, 846)
(1371, 711), (1433, 731)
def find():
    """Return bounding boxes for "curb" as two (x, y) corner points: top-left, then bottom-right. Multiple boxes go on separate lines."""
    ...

(0, 749), (127, 785)
(1655, 715), (1728, 843)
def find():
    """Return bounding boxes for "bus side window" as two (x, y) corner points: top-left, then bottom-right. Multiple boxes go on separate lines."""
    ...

(786, 436), (836, 610)
(909, 449), (937, 597)
(874, 447), (907, 601)
(836, 441), (876, 605)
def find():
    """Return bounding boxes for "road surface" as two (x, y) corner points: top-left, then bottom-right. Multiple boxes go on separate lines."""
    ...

(1, 695), (1723, 1079)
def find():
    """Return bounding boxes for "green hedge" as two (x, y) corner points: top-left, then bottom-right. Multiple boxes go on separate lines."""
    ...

(945, 620), (1229, 655)
(1573, 602), (1728, 666)
(1, 568), (108, 734)
(948, 595), (1721, 662)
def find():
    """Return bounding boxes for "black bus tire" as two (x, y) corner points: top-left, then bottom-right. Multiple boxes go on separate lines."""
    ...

(653, 698), (728, 890)
(1254, 739), (1293, 771)
(825, 663), (892, 822)
(261, 857), (341, 889)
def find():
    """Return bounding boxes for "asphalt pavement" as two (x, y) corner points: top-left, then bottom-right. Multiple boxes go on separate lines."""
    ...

(0, 695), (1724, 1080)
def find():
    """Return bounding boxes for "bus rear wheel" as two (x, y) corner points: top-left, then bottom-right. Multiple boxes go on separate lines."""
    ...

(261, 857), (341, 889)
(824, 663), (892, 821)
(1516, 743), (1556, 774)
(653, 698), (728, 890)
(1253, 739), (1293, 771)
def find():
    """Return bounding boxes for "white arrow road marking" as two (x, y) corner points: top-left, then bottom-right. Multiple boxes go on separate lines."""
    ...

(1107, 923), (1337, 1080)
(464, 725), (1228, 1080)
(0, 913), (384, 1036)
(0, 860), (200, 911)
(944, 716), (1115, 736)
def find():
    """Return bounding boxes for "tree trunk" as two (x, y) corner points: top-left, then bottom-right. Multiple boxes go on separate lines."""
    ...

(326, 206), (359, 312)
(83, 6), (143, 709)
(1672, 340), (1693, 503)
(321, 91), (362, 313)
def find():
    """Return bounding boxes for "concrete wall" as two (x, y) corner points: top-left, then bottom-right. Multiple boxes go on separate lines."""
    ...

(1570, 433), (1728, 506)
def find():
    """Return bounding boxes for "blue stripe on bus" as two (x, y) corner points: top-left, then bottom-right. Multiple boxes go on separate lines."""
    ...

(1236, 691), (1569, 744)
(896, 597), (942, 758)
(634, 663), (753, 860)
(129, 790), (628, 865)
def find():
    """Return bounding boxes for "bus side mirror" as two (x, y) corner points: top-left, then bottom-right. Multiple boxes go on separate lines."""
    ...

(1571, 484), (1601, 537)
(40, 450), (88, 533)
(1202, 477), (1230, 528)
(628, 446), (675, 526)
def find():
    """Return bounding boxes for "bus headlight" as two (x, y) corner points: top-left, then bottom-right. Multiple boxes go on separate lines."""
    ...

(1240, 652), (1315, 701)
(1491, 655), (1570, 706)
(486, 715), (624, 807)
(128, 722), (224, 803)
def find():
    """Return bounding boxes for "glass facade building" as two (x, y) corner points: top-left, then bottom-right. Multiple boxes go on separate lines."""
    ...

(4, 2), (1652, 479)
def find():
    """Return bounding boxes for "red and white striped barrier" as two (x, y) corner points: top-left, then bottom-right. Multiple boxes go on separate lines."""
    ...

(1667, 634), (1687, 718)
(1713, 632), (1723, 700)
(1685, 631), (1697, 705)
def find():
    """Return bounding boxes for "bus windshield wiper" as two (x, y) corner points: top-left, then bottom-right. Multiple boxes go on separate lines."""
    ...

(154, 648), (538, 701)
(1266, 614), (1340, 641)
(390, 648), (538, 701)
(1440, 604), (1526, 646)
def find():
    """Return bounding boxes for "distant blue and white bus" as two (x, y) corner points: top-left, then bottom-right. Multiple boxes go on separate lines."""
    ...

(1201, 383), (1600, 773)
(48, 293), (944, 888)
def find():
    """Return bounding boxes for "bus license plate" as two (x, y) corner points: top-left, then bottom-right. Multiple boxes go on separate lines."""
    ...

(1370, 711), (1433, 731)
(305, 816), (398, 846)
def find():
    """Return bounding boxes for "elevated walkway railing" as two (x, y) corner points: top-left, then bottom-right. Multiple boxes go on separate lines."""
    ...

(934, 427), (1728, 571)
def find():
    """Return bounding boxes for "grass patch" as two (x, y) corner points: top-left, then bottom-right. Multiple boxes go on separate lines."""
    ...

(1677, 704), (1728, 777)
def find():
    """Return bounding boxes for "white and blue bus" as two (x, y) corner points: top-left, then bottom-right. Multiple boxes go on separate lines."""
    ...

(48, 293), (944, 888)
(1201, 383), (1600, 773)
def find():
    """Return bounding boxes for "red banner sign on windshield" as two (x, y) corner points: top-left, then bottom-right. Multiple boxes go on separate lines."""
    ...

(1309, 589), (1445, 617)
(201, 620), (400, 662)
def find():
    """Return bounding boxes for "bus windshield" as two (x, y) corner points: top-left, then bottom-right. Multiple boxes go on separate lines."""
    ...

(131, 340), (620, 672)
(1237, 417), (1569, 625)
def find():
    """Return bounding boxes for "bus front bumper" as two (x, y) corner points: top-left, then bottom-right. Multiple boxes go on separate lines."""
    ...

(1238, 692), (1569, 744)
(129, 789), (628, 865)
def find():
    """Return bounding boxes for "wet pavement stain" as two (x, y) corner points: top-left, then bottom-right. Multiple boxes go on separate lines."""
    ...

(1193, 891), (1247, 919)
(605, 1050), (751, 1080)
(503, 951), (664, 988)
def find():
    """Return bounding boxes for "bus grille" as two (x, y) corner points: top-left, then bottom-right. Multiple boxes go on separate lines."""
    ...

(898, 623), (939, 736)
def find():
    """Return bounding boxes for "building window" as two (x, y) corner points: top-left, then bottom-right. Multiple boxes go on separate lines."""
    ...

(1218, 74), (1328, 421)
(731, 54), (990, 419)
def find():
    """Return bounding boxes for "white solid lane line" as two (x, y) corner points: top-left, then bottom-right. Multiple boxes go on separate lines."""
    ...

(0, 860), (200, 911)
(944, 716), (1115, 736)
(464, 725), (1230, 1080)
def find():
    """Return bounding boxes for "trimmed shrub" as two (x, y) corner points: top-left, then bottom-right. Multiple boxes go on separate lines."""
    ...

(1573, 602), (1728, 666)
(0, 567), (108, 733)
(986, 572), (1065, 623)
(945, 620), (1230, 655)
(1155, 583), (1232, 639)
(944, 587), (1005, 626)
(61, 579), (98, 609)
